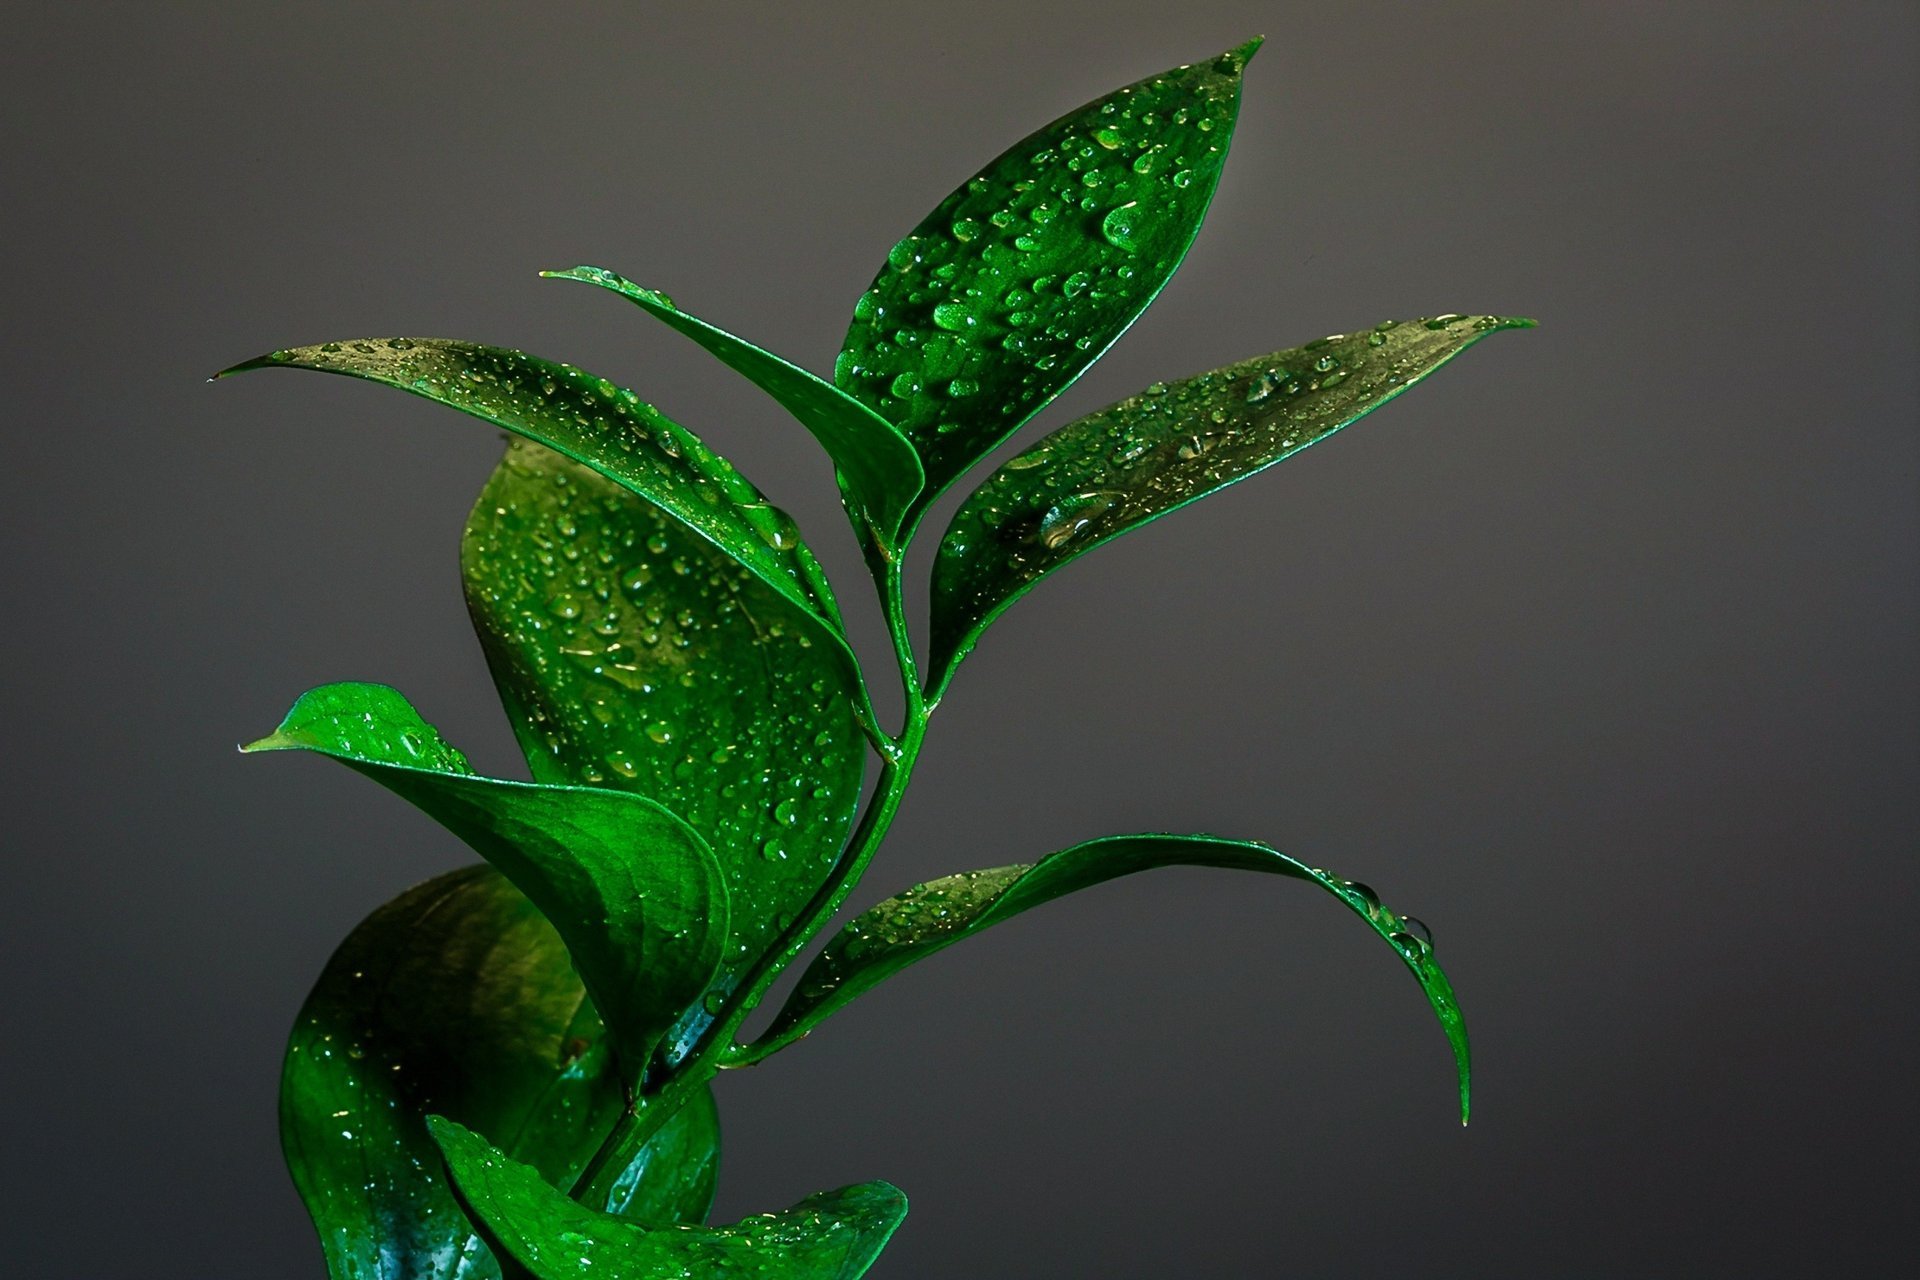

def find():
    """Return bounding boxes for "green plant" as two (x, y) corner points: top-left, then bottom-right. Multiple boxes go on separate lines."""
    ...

(224, 38), (1529, 1278)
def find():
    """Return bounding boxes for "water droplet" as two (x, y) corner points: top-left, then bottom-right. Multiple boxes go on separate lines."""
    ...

(1171, 169), (1195, 189)
(1062, 271), (1092, 298)
(950, 216), (982, 242)
(606, 750), (639, 779)
(1093, 126), (1124, 149)
(887, 239), (918, 271)
(646, 721), (673, 744)
(761, 837), (788, 862)
(889, 372), (922, 399)
(946, 377), (979, 398)
(1100, 201), (1142, 251)
(1424, 314), (1466, 330)
(932, 302), (973, 331)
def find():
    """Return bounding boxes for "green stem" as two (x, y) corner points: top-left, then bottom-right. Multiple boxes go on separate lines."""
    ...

(570, 540), (931, 1208)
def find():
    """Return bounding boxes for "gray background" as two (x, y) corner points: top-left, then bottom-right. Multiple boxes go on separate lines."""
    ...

(2, 1), (1914, 1275)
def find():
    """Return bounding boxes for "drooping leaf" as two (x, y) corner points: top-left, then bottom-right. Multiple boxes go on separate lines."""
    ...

(463, 441), (868, 1066)
(544, 266), (924, 549)
(430, 1117), (907, 1280)
(282, 865), (721, 1280)
(247, 682), (728, 1079)
(835, 38), (1261, 520)
(748, 834), (1471, 1123)
(216, 338), (862, 693)
(928, 315), (1535, 696)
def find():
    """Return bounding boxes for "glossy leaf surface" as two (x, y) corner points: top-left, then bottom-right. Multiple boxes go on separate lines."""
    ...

(283, 865), (720, 1280)
(463, 441), (867, 1064)
(929, 315), (1534, 693)
(247, 682), (728, 1078)
(753, 833), (1471, 1122)
(218, 338), (855, 675)
(431, 1117), (907, 1280)
(545, 266), (924, 548)
(836, 39), (1259, 515)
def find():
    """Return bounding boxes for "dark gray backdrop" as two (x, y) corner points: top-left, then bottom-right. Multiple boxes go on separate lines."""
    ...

(3, 2), (1914, 1275)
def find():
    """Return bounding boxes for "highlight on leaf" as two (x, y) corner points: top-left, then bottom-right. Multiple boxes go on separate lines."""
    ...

(246, 681), (730, 1080)
(430, 1116), (908, 1280)
(741, 834), (1471, 1123)
(836, 39), (1262, 522)
(928, 315), (1535, 697)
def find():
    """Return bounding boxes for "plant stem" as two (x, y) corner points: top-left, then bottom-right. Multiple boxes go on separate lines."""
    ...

(569, 550), (931, 1208)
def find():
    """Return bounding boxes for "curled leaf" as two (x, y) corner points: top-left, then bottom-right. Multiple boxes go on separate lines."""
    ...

(431, 1117), (907, 1280)
(247, 682), (728, 1080)
(748, 833), (1470, 1123)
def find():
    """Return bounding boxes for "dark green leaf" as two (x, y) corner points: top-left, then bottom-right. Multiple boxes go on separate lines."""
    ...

(430, 1117), (907, 1280)
(544, 266), (924, 549)
(216, 338), (862, 693)
(282, 865), (720, 1280)
(929, 315), (1535, 696)
(247, 681), (728, 1079)
(750, 833), (1471, 1123)
(835, 39), (1261, 519)
(463, 441), (868, 1066)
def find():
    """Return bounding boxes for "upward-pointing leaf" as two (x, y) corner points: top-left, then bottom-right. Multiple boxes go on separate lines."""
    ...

(544, 266), (924, 551)
(745, 834), (1470, 1124)
(281, 866), (721, 1280)
(430, 1117), (908, 1280)
(463, 441), (868, 1067)
(928, 315), (1535, 697)
(836, 39), (1261, 521)
(246, 682), (728, 1080)
(217, 338), (865, 703)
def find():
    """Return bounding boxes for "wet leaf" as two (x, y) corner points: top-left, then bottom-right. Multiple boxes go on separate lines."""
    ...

(463, 441), (868, 1066)
(544, 266), (924, 549)
(247, 682), (728, 1079)
(282, 865), (721, 1280)
(751, 833), (1471, 1123)
(430, 1117), (907, 1280)
(929, 315), (1535, 695)
(836, 39), (1261, 520)
(216, 338), (860, 690)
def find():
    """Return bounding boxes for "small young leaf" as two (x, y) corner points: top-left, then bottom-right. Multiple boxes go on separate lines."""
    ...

(929, 315), (1535, 696)
(464, 441), (868, 1066)
(544, 266), (924, 549)
(430, 1117), (908, 1280)
(282, 866), (720, 1280)
(837, 39), (1261, 519)
(247, 682), (728, 1080)
(747, 834), (1471, 1123)
(216, 338), (863, 691)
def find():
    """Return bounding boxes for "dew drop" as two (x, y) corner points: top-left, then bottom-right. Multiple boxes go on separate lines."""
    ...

(932, 302), (974, 331)
(1100, 201), (1142, 251)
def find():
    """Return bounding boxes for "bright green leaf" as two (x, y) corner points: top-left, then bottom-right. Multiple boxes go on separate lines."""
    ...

(747, 833), (1471, 1123)
(544, 266), (924, 549)
(836, 38), (1261, 521)
(247, 681), (728, 1079)
(463, 441), (868, 1066)
(928, 315), (1535, 696)
(430, 1117), (907, 1280)
(282, 865), (720, 1280)
(216, 337), (864, 696)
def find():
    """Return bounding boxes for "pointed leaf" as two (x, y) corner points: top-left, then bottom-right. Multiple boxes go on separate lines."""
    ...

(751, 833), (1470, 1122)
(247, 682), (728, 1079)
(545, 266), (923, 548)
(217, 338), (862, 691)
(463, 441), (867, 1065)
(929, 315), (1535, 695)
(836, 39), (1261, 517)
(430, 1117), (907, 1280)
(282, 865), (720, 1280)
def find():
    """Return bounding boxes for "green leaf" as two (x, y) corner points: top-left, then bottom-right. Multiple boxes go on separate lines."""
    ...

(216, 337), (864, 696)
(928, 315), (1535, 696)
(835, 38), (1261, 521)
(430, 1117), (908, 1280)
(463, 440), (869, 1066)
(247, 681), (728, 1079)
(282, 865), (720, 1280)
(544, 266), (924, 549)
(749, 833), (1471, 1123)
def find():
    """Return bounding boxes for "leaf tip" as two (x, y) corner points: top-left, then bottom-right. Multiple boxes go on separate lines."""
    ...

(210, 353), (280, 380)
(1232, 34), (1266, 65)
